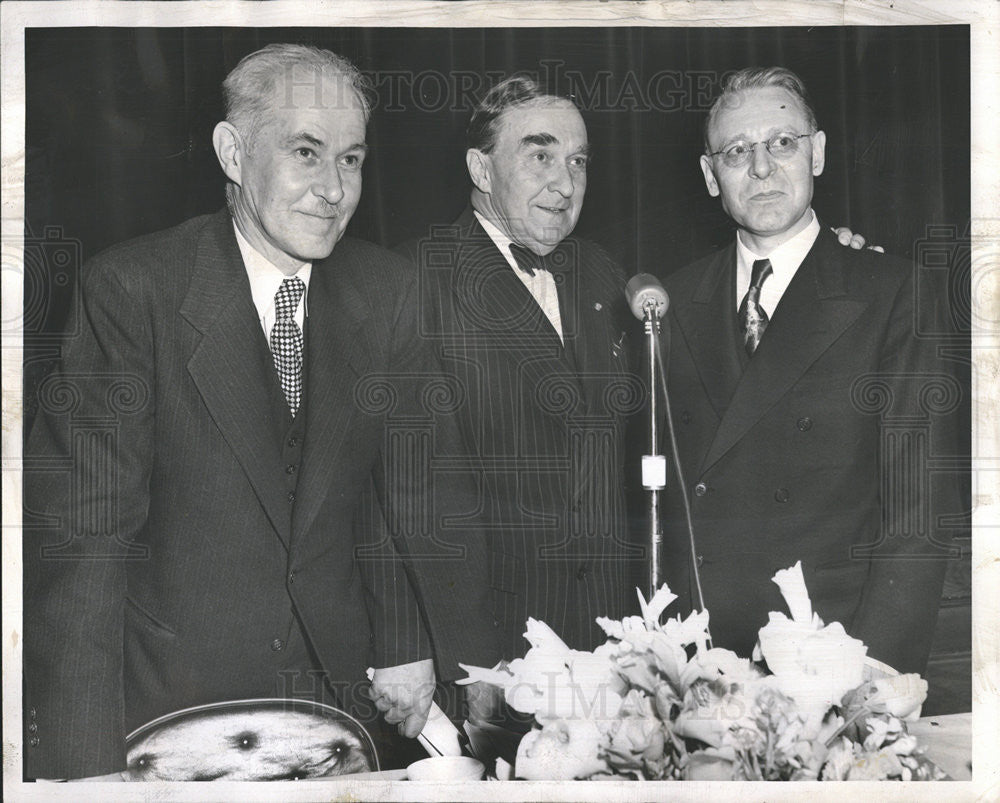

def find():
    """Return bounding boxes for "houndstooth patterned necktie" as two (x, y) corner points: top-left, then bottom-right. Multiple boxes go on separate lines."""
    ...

(270, 276), (306, 416)
(739, 258), (773, 356)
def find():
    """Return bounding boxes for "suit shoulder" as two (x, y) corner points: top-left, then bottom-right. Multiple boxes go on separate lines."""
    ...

(82, 213), (218, 293)
(813, 229), (913, 292)
(664, 248), (723, 296)
(568, 236), (626, 285)
(392, 236), (422, 268)
(337, 233), (414, 267)
(330, 236), (417, 293)
(88, 214), (215, 269)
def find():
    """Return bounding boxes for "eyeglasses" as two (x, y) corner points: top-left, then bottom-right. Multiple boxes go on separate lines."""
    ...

(708, 132), (813, 168)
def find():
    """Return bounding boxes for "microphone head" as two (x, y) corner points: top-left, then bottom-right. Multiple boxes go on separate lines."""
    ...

(625, 273), (669, 320)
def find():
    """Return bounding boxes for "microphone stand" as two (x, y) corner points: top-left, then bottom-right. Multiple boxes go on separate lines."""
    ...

(640, 299), (666, 597)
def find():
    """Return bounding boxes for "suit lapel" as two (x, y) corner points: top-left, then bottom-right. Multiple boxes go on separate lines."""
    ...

(673, 243), (743, 420)
(181, 212), (291, 549)
(291, 244), (371, 544)
(562, 248), (625, 506)
(700, 230), (870, 472)
(564, 246), (621, 413)
(453, 214), (580, 396)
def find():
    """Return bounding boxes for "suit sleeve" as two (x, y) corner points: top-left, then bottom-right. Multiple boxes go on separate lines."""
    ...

(23, 257), (155, 779)
(356, 472), (434, 669)
(848, 264), (962, 674)
(362, 266), (501, 682)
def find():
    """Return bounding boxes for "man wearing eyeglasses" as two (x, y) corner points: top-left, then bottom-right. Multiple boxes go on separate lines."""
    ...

(659, 67), (960, 674)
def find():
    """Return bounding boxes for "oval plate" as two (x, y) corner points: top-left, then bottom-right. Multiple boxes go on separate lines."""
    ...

(125, 698), (379, 781)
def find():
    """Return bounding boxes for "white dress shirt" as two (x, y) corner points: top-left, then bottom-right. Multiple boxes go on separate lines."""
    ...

(474, 210), (564, 343)
(233, 222), (312, 340)
(735, 210), (821, 317)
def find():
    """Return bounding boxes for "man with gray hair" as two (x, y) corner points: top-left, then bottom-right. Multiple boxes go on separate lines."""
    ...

(22, 43), (494, 779)
(660, 66), (960, 673)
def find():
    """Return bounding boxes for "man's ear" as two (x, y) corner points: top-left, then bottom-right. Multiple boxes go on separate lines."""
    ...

(811, 130), (826, 177)
(466, 149), (493, 194)
(213, 122), (244, 186)
(699, 154), (720, 198)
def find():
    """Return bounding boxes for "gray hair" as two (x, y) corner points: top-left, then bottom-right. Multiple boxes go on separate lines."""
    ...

(222, 43), (373, 146)
(704, 66), (819, 153)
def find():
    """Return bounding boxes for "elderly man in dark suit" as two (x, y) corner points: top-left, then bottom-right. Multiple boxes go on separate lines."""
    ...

(22, 43), (496, 780)
(661, 66), (961, 673)
(393, 77), (643, 680)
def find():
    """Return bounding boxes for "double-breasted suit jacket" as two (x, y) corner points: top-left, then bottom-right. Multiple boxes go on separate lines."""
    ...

(397, 209), (644, 661)
(660, 226), (963, 673)
(22, 209), (496, 779)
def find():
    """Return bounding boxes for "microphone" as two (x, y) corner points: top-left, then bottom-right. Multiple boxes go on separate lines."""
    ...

(625, 274), (669, 321)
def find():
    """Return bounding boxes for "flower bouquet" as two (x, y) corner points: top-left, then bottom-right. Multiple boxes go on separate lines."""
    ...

(461, 562), (946, 781)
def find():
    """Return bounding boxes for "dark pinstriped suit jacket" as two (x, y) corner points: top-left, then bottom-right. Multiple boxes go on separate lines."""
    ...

(661, 226), (963, 673)
(22, 209), (497, 779)
(397, 209), (644, 662)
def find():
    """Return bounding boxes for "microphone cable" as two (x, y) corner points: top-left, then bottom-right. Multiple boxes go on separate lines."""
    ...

(653, 326), (711, 645)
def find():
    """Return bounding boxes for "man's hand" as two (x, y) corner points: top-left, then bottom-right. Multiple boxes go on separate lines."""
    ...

(833, 226), (884, 252)
(369, 659), (435, 738)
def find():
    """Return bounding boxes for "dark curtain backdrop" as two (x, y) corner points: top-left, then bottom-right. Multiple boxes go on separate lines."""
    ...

(22, 25), (971, 712)
(25, 26), (969, 272)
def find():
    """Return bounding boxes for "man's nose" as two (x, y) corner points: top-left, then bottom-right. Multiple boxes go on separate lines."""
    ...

(748, 143), (777, 179)
(547, 162), (576, 197)
(312, 165), (345, 205)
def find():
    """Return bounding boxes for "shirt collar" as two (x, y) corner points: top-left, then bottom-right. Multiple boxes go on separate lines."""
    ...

(737, 209), (819, 278)
(233, 221), (312, 322)
(736, 209), (820, 311)
(473, 210), (525, 273)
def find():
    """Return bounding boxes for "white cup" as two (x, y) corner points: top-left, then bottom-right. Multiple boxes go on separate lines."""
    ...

(407, 756), (485, 782)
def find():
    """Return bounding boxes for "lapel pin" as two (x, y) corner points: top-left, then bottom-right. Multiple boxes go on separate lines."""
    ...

(594, 302), (603, 311)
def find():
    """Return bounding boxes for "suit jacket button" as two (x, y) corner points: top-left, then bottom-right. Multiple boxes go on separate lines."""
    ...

(694, 482), (707, 497)
(29, 707), (37, 719)
(270, 638), (285, 652)
(287, 491), (296, 504)
(29, 736), (39, 747)
(775, 488), (790, 503)
(285, 464), (297, 475)
(28, 723), (38, 733)
(796, 417), (813, 431)
(576, 563), (590, 580)
(288, 437), (300, 448)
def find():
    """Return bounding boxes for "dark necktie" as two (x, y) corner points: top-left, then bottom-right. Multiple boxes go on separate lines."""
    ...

(270, 276), (306, 416)
(739, 258), (773, 356)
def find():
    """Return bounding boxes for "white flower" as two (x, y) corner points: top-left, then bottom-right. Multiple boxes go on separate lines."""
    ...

(637, 584), (678, 626)
(757, 614), (867, 724)
(755, 564), (867, 725)
(494, 620), (624, 721)
(515, 718), (610, 780)
(521, 617), (572, 654)
(771, 561), (817, 625)
(661, 609), (712, 653)
(868, 674), (928, 720)
(887, 733), (918, 756)
(679, 647), (762, 690)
